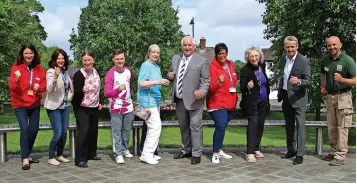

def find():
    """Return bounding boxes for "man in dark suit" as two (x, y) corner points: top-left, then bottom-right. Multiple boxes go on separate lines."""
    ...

(168, 36), (210, 165)
(277, 36), (311, 165)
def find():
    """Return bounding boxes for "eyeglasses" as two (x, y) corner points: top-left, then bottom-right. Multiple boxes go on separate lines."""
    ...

(249, 55), (260, 59)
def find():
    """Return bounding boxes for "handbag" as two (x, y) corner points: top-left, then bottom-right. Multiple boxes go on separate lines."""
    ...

(133, 90), (151, 121)
(133, 66), (152, 120)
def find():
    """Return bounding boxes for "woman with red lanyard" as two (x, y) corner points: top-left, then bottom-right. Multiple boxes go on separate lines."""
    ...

(206, 43), (238, 164)
(9, 44), (46, 170)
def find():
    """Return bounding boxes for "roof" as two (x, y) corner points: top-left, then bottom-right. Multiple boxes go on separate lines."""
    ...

(262, 48), (274, 61)
(196, 47), (215, 62)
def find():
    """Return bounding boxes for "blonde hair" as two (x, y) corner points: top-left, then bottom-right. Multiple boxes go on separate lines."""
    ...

(244, 46), (265, 64)
(145, 44), (160, 62)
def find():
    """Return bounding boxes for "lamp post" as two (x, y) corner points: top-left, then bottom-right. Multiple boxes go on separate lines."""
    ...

(189, 17), (194, 38)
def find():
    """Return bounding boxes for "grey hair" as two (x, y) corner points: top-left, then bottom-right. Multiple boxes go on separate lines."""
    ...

(181, 36), (196, 45)
(244, 46), (265, 64)
(284, 36), (299, 46)
(145, 44), (160, 62)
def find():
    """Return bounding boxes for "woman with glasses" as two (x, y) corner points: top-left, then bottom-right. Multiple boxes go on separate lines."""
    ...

(239, 47), (270, 163)
(206, 43), (238, 164)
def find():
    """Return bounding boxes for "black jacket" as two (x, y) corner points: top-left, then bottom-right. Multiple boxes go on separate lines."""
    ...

(239, 63), (270, 116)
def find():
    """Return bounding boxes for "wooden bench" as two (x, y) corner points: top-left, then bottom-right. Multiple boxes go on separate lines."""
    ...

(0, 120), (355, 162)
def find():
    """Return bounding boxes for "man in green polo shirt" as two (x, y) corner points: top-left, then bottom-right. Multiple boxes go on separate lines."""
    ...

(320, 36), (356, 166)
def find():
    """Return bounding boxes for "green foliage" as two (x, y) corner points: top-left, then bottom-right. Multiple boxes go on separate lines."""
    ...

(69, 0), (185, 103)
(0, 0), (47, 102)
(257, 0), (356, 112)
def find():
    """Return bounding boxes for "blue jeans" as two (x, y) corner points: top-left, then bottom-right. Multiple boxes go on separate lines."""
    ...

(14, 107), (40, 159)
(47, 107), (70, 159)
(210, 110), (234, 153)
(110, 111), (134, 156)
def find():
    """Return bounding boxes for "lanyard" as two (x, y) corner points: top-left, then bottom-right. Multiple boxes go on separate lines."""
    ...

(27, 66), (33, 88)
(223, 65), (233, 86)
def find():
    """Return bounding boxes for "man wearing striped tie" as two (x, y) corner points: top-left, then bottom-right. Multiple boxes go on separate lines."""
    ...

(168, 36), (210, 165)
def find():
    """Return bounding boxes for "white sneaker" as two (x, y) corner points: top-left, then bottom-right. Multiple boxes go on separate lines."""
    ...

(218, 150), (232, 159)
(124, 150), (133, 158)
(153, 155), (161, 161)
(140, 155), (159, 165)
(116, 155), (125, 164)
(212, 155), (219, 164)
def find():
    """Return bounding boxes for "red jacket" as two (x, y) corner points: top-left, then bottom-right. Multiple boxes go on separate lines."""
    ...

(206, 59), (238, 111)
(9, 63), (46, 109)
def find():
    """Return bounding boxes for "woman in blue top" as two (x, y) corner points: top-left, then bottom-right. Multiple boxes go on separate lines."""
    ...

(137, 44), (170, 165)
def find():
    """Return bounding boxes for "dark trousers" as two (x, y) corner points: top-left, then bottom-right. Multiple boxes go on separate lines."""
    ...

(140, 121), (159, 155)
(14, 106), (40, 159)
(47, 107), (70, 159)
(210, 110), (234, 153)
(282, 91), (306, 156)
(246, 99), (268, 154)
(74, 106), (99, 164)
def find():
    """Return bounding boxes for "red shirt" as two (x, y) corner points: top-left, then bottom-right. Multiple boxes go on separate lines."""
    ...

(9, 63), (46, 109)
(206, 59), (238, 111)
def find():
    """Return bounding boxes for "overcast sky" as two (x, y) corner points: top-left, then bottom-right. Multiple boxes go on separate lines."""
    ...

(38, 0), (271, 61)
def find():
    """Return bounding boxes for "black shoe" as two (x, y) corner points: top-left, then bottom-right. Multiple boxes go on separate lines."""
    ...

(29, 158), (39, 163)
(174, 152), (192, 159)
(321, 154), (334, 161)
(281, 151), (297, 159)
(22, 164), (30, 170)
(75, 162), (88, 168)
(191, 157), (201, 165)
(293, 156), (303, 165)
(89, 156), (101, 160)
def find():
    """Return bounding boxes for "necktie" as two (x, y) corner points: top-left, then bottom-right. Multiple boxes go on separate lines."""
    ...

(177, 58), (187, 96)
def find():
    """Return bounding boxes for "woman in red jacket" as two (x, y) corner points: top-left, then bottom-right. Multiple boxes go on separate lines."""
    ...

(9, 44), (46, 170)
(206, 43), (238, 164)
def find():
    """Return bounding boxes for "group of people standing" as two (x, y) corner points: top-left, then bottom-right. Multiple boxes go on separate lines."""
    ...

(9, 35), (355, 170)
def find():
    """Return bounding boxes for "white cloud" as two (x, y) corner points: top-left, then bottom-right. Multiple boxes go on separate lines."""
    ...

(38, 5), (82, 57)
(38, 0), (271, 61)
(176, 0), (271, 61)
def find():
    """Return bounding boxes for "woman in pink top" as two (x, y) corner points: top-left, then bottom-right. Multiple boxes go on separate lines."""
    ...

(104, 49), (134, 164)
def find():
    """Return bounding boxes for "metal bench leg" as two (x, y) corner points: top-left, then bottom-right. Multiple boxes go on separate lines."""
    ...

(69, 130), (76, 159)
(0, 132), (7, 162)
(315, 128), (323, 155)
(132, 127), (140, 156)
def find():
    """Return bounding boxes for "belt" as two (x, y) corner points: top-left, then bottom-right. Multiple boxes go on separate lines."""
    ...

(327, 88), (351, 95)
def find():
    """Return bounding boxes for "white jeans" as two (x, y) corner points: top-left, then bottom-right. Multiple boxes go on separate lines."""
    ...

(142, 107), (162, 157)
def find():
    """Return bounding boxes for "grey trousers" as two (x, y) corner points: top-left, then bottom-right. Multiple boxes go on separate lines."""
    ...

(176, 98), (203, 157)
(282, 93), (306, 156)
(110, 111), (134, 156)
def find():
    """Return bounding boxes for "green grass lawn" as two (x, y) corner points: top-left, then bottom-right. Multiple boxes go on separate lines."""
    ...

(1, 106), (356, 154)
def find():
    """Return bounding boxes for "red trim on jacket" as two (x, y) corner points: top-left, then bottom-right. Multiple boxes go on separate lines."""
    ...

(206, 59), (238, 111)
(9, 63), (46, 109)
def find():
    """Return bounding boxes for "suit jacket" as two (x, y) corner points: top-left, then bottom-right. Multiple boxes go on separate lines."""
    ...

(277, 52), (311, 108)
(239, 63), (270, 116)
(44, 68), (74, 110)
(169, 53), (210, 110)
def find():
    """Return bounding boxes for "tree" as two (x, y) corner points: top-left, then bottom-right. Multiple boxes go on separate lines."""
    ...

(0, 0), (47, 111)
(257, 0), (356, 113)
(70, 0), (184, 103)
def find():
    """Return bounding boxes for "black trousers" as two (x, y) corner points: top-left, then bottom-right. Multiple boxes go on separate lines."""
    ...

(74, 106), (99, 164)
(140, 121), (159, 155)
(246, 99), (268, 154)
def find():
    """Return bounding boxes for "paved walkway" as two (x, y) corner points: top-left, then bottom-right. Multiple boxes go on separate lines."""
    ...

(0, 150), (355, 183)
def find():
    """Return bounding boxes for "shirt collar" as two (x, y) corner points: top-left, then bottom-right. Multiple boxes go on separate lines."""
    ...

(183, 54), (193, 62)
(286, 52), (298, 62)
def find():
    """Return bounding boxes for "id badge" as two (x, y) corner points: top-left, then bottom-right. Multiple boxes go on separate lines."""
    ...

(336, 65), (343, 72)
(229, 87), (236, 93)
(27, 90), (34, 96)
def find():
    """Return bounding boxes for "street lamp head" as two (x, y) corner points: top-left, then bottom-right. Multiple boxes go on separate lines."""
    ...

(189, 17), (194, 25)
